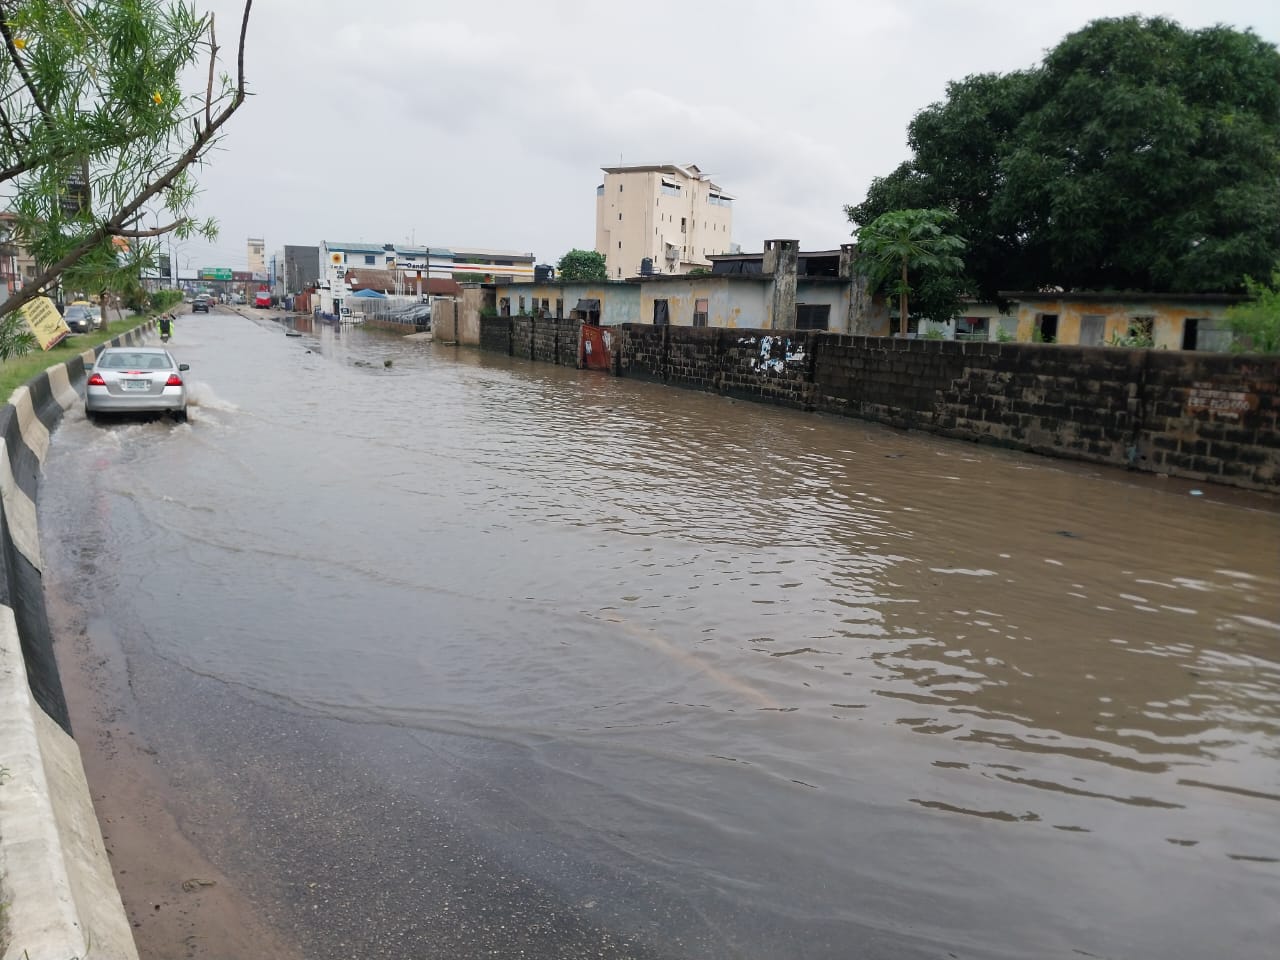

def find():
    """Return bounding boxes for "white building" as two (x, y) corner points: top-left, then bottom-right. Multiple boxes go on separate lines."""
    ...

(595, 163), (735, 279)
(247, 237), (265, 279)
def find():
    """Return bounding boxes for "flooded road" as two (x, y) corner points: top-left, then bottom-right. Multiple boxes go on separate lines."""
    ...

(41, 309), (1279, 959)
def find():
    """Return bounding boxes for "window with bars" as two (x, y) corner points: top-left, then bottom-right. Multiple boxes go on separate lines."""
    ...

(693, 298), (708, 327)
(795, 303), (830, 330)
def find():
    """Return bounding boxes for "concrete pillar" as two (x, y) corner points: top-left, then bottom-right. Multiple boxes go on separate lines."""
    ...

(839, 243), (856, 279)
(764, 239), (798, 329)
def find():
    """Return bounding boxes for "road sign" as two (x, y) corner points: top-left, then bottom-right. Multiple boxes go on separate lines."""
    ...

(199, 267), (232, 281)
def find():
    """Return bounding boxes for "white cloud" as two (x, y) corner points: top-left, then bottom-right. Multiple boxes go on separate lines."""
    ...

(175, 0), (1280, 268)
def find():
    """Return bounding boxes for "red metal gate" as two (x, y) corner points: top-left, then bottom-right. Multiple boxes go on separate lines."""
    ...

(581, 324), (611, 370)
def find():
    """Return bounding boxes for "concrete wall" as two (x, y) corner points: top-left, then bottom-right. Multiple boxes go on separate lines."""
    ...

(479, 320), (1280, 491)
(450, 284), (494, 346)
(491, 281), (641, 326)
(795, 281), (853, 333)
(1, 328), (151, 959)
(483, 316), (581, 368)
(638, 278), (770, 329)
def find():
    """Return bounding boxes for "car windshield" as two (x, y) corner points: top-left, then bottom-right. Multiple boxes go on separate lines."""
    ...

(65, 306), (91, 319)
(99, 352), (170, 370)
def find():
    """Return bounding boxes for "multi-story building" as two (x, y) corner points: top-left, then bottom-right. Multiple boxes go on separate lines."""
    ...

(247, 237), (265, 279)
(280, 244), (320, 295)
(594, 163), (735, 279)
(319, 241), (535, 297)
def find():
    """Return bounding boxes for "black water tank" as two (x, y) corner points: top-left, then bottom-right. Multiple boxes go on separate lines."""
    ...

(640, 257), (654, 275)
(534, 263), (555, 282)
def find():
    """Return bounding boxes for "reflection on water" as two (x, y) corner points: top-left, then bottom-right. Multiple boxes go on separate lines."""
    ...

(42, 312), (1280, 958)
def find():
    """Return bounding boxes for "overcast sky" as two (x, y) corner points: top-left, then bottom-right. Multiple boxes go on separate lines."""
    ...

(175, 0), (1280, 272)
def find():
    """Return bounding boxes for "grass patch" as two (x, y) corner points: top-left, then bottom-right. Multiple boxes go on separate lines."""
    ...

(0, 315), (153, 399)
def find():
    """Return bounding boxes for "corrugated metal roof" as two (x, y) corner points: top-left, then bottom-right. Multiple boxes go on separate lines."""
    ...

(324, 241), (388, 255)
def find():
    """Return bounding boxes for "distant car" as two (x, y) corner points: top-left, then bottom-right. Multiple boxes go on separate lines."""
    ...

(192, 296), (210, 313)
(63, 303), (97, 334)
(85, 347), (188, 422)
(234, 294), (246, 305)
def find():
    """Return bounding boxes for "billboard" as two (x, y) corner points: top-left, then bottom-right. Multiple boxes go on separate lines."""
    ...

(18, 296), (70, 350)
(199, 267), (232, 281)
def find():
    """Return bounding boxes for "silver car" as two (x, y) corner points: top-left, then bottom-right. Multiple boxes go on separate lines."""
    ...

(85, 347), (189, 422)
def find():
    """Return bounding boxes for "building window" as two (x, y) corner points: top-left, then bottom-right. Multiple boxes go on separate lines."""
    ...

(693, 298), (708, 327)
(1036, 313), (1058, 343)
(619, 183), (623, 192)
(653, 299), (669, 326)
(555, 298), (563, 318)
(1181, 318), (1199, 350)
(956, 316), (989, 341)
(342, 253), (348, 263)
(795, 304), (830, 330)
(680, 217), (687, 234)
(499, 297), (510, 317)
(1079, 314), (1106, 346)
(618, 213), (623, 221)
(363, 254), (374, 265)
(660, 181), (681, 198)
(617, 267), (622, 278)
(541, 298), (550, 314)
(518, 295), (526, 314)
(1128, 315), (1154, 344)
(618, 241), (622, 249)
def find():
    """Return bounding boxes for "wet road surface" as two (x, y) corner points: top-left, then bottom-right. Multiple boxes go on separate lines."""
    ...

(40, 308), (1280, 958)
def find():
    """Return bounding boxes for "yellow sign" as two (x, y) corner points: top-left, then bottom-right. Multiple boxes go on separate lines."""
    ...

(19, 296), (71, 350)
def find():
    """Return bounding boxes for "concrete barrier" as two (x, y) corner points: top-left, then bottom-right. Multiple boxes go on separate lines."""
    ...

(0, 323), (154, 960)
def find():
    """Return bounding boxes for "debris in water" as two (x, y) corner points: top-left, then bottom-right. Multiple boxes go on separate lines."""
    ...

(1189, 489), (1203, 496)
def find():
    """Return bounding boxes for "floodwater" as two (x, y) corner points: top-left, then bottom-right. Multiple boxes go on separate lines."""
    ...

(40, 309), (1280, 959)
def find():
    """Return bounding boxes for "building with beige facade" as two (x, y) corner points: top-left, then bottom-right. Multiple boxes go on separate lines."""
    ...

(595, 163), (734, 279)
(247, 237), (266, 279)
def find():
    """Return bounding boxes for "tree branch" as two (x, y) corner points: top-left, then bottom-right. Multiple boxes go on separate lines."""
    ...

(204, 14), (217, 129)
(0, 1), (255, 320)
(0, 7), (51, 116)
(111, 220), (185, 239)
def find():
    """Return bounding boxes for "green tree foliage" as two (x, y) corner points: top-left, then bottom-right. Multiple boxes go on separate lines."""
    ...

(0, 310), (36, 359)
(854, 208), (966, 335)
(1226, 271), (1280, 353)
(847, 17), (1280, 298)
(557, 248), (607, 282)
(0, 0), (254, 327)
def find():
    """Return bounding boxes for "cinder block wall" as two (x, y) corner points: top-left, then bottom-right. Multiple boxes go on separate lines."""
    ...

(480, 322), (1280, 491)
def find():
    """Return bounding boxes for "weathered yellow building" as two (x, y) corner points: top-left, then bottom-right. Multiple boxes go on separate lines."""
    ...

(1007, 292), (1244, 351)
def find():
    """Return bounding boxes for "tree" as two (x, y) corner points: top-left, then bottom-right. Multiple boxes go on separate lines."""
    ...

(0, 0), (254, 330)
(854, 208), (966, 336)
(557, 249), (607, 282)
(847, 17), (1280, 299)
(1226, 271), (1280, 353)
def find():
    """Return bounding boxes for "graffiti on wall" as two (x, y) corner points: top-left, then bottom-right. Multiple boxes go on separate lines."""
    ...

(1184, 382), (1258, 420)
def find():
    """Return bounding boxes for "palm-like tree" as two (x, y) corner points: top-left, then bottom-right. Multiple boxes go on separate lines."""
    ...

(855, 209), (966, 337)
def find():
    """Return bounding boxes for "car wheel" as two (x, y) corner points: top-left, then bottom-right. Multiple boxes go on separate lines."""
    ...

(172, 408), (188, 423)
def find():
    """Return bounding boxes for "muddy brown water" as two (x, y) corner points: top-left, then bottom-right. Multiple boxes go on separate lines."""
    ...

(40, 310), (1279, 959)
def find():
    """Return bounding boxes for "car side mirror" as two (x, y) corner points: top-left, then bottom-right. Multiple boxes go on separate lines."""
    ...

(178, 363), (190, 371)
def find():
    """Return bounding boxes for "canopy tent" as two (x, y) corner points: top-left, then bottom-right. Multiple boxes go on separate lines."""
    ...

(350, 288), (387, 298)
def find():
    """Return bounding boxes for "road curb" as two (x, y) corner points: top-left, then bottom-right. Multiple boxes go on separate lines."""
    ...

(0, 321), (155, 960)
